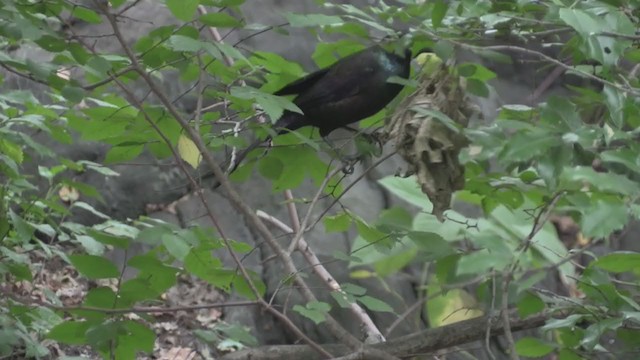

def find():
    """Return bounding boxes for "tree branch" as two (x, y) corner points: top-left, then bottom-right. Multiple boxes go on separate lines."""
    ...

(219, 310), (559, 360)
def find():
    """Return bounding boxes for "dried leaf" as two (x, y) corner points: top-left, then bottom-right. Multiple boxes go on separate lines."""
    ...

(386, 62), (478, 220)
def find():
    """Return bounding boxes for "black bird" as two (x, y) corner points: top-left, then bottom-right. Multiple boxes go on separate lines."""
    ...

(271, 44), (411, 137)
(206, 44), (413, 182)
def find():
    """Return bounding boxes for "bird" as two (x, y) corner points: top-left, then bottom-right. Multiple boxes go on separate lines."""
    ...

(271, 44), (412, 137)
(204, 43), (414, 184)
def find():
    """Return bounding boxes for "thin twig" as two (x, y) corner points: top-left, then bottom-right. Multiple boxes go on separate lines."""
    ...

(499, 192), (565, 360)
(258, 210), (386, 343)
(287, 166), (343, 253)
(478, 44), (640, 97)
(309, 151), (397, 231)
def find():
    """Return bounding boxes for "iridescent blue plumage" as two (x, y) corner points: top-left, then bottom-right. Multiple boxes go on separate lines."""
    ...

(273, 45), (411, 137)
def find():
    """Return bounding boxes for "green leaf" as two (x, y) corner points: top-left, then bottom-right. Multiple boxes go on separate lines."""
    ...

(581, 201), (628, 238)
(378, 176), (432, 210)
(85, 322), (119, 351)
(541, 314), (585, 331)
(9, 209), (34, 243)
(118, 321), (155, 355)
(354, 218), (387, 244)
(342, 283), (366, 296)
(167, 35), (202, 52)
(162, 233), (191, 261)
(75, 235), (106, 256)
(517, 292), (545, 317)
(34, 35), (66, 52)
(233, 270), (266, 299)
(104, 144), (144, 164)
(84, 287), (118, 310)
(357, 295), (394, 313)
(330, 290), (356, 308)
(431, 0), (448, 28)
(0, 139), (23, 164)
(285, 13), (343, 27)
(592, 252), (640, 273)
(184, 247), (233, 290)
(8, 263), (32, 281)
(199, 13), (242, 28)
(126, 256), (178, 298)
(293, 301), (330, 324)
(257, 156), (283, 180)
(559, 9), (602, 37)
(230, 86), (302, 120)
(434, 254), (460, 284)
(211, 0), (245, 5)
(408, 231), (452, 258)
(85, 56), (112, 78)
(558, 9), (632, 67)
(71, 6), (103, 24)
(600, 148), (640, 175)
(229, 239), (253, 253)
(558, 349), (583, 360)
(86, 229), (130, 249)
(467, 78), (490, 98)
(61, 86), (85, 103)
(166, 0), (199, 21)
(69, 255), (120, 279)
(457, 63), (496, 81)
(373, 248), (417, 277)
(561, 166), (640, 195)
(47, 321), (94, 344)
(582, 318), (623, 350)
(515, 337), (556, 357)
(118, 279), (161, 306)
(466, 78), (489, 97)
(259, 144), (322, 190)
(214, 42), (249, 63)
(72, 202), (110, 220)
(312, 40), (366, 68)
(323, 212), (352, 233)
(110, 0), (127, 6)
(377, 207), (413, 231)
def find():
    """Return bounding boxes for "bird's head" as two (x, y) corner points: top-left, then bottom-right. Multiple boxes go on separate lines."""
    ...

(383, 32), (434, 61)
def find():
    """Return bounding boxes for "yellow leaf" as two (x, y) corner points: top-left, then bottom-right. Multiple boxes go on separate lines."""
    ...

(416, 53), (443, 76)
(427, 285), (484, 327)
(178, 134), (202, 169)
(350, 269), (376, 279)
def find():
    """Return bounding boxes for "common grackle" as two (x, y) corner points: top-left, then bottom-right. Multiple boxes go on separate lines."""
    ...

(205, 44), (414, 183)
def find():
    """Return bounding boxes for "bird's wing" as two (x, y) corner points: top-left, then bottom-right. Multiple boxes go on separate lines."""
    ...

(274, 68), (330, 96)
(293, 64), (376, 109)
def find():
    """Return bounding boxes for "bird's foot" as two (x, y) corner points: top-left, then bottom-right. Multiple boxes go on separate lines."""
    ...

(359, 131), (383, 149)
(353, 131), (384, 158)
(341, 126), (384, 154)
(339, 154), (362, 175)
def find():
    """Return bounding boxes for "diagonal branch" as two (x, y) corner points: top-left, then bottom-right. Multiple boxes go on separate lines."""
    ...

(219, 310), (561, 360)
(96, 2), (361, 356)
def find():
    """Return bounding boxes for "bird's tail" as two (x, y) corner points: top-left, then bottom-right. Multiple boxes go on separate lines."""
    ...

(273, 110), (306, 135)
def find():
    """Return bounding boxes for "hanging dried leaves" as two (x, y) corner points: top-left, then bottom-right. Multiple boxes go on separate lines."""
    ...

(385, 61), (478, 221)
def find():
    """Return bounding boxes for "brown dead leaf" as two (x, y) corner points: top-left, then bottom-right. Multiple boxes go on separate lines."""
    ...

(158, 347), (197, 360)
(385, 63), (477, 221)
